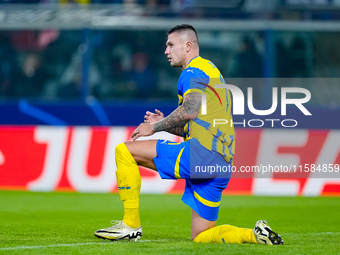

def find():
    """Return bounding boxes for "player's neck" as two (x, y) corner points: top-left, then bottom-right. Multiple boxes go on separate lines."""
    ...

(182, 54), (199, 70)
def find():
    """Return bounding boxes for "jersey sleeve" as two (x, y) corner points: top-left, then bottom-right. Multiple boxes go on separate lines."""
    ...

(177, 67), (210, 98)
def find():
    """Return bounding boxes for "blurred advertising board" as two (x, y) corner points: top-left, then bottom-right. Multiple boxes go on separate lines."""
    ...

(1, 126), (339, 196)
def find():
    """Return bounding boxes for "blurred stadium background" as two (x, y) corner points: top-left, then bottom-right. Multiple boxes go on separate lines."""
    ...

(0, 0), (340, 196)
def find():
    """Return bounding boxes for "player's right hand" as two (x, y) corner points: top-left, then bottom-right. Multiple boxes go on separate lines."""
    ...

(144, 109), (164, 124)
(131, 123), (155, 141)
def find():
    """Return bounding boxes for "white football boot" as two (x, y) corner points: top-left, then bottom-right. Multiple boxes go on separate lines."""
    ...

(253, 220), (284, 245)
(94, 220), (142, 242)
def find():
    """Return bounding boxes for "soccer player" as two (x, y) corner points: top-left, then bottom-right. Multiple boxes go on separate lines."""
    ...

(94, 24), (283, 245)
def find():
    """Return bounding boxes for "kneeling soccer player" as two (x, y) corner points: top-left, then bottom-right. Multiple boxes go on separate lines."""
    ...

(94, 24), (283, 245)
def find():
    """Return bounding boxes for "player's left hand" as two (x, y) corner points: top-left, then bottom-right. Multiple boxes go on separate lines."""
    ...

(131, 123), (155, 141)
(144, 109), (164, 124)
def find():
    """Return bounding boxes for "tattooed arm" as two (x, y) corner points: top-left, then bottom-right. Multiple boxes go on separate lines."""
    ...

(131, 92), (201, 140)
(162, 126), (185, 137)
(143, 109), (183, 136)
(154, 92), (201, 135)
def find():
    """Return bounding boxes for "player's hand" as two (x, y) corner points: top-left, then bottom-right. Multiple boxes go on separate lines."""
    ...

(131, 123), (155, 141)
(144, 109), (164, 124)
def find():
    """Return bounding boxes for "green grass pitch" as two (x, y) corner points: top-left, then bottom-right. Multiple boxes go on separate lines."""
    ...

(0, 191), (339, 254)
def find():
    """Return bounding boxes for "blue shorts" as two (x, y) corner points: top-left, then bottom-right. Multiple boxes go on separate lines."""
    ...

(153, 138), (232, 221)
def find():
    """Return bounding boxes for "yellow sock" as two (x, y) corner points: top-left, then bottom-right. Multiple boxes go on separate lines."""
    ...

(194, 225), (257, 244)
(115, 143), (141, 229)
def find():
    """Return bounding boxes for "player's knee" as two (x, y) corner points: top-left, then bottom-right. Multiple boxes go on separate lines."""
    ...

(115, 142), (128, 157)
(191, 227), (205, 241)
(115, 142), (135, 165)
(191, 230), (202, 241)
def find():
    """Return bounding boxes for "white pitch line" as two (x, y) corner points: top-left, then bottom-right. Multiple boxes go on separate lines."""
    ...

(289, 232), (339, 236)
(139, 239), (170, 242)
(0, 239), (170, 251)
(0, 242), (110, 251)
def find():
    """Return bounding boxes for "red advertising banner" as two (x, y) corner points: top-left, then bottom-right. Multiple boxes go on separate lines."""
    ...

(0, 126), (339, 196)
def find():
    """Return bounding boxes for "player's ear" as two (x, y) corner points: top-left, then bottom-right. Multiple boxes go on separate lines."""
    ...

(186, 41), (192, 52)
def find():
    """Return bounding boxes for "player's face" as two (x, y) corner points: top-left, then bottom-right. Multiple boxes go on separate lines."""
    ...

(165, 32), (186, 68)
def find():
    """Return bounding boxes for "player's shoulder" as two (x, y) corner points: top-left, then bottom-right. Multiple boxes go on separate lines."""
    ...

(189, 56), (216, 68)
(181, 57), (208, 78)
(186, 56), (220, 77)
(180, 67), (208, 81)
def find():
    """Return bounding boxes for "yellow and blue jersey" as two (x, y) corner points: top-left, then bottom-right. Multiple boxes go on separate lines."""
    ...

(153, 56), (234, 221)
(177, 56), (235, 164)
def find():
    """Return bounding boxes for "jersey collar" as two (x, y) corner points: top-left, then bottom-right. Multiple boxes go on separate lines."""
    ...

(185, 55), (201, 69)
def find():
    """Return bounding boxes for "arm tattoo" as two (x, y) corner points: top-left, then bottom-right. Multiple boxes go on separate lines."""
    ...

(154, 92), (201, 136)
(166, 126), (185, 137)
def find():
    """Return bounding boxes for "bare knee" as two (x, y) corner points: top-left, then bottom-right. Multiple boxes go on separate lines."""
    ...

(123, 140), (158, 170)
(191, 210), (216, 240)
(191, 230), (201, 241)
(191, 225), (215, 240)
